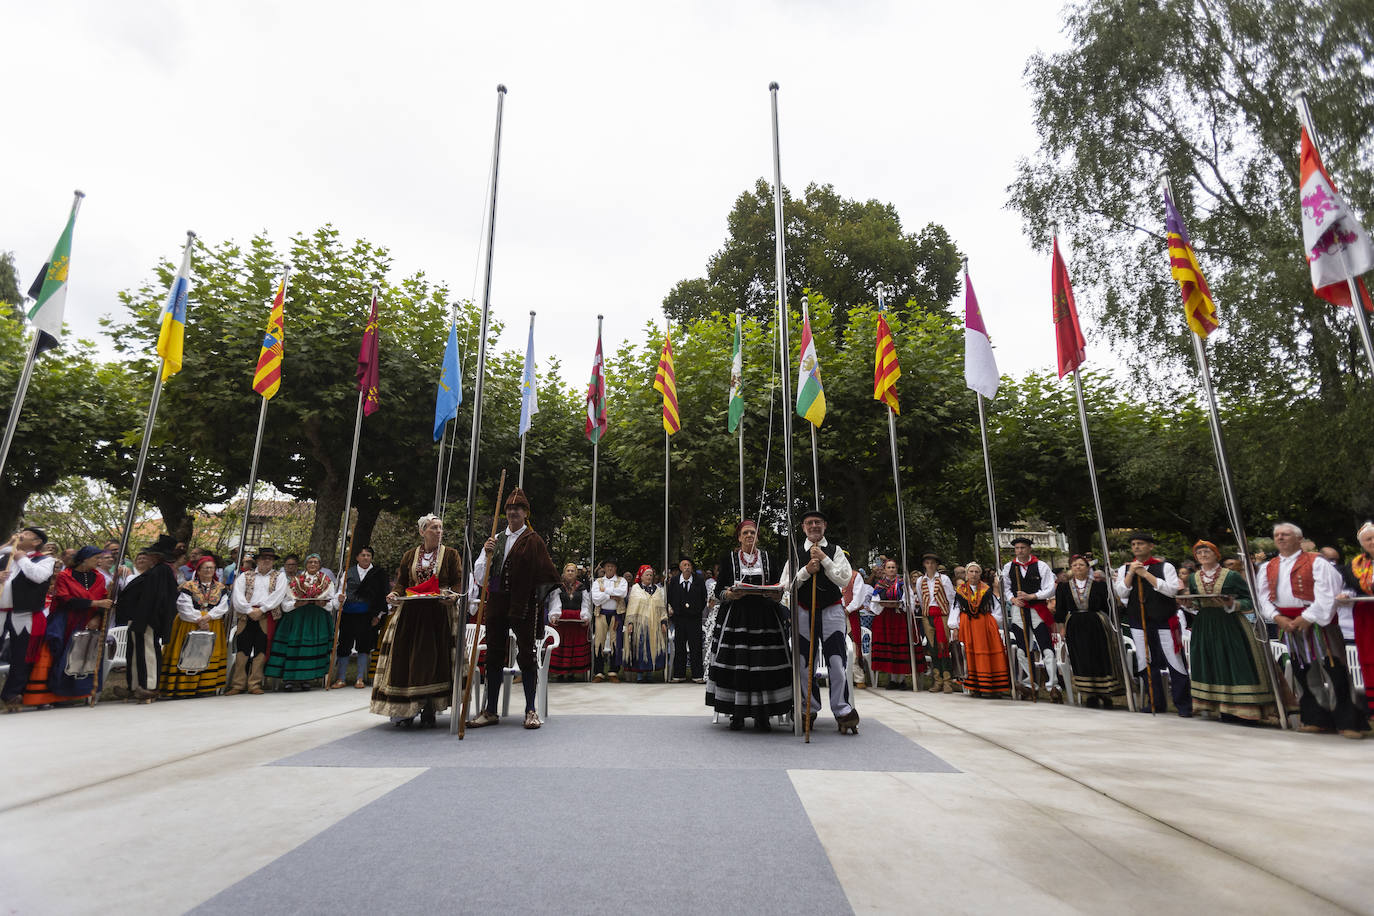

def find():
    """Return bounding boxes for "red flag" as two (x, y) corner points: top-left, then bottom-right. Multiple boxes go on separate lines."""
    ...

(1051, 237), (1087, 377)
(356, 290), (381, 416)
(585, 331), (607, 442)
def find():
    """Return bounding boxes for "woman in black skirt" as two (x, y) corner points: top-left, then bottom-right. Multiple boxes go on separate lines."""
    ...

(1054, 554), (1125, 708)
(706, 519), (793, 731)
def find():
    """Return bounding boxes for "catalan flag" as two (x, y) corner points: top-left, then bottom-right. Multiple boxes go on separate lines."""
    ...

(1164, 189), (1219, 338)
(156, 238), (194, 380)
(252, 272), (287, 399)
(653, 333), (680, 434)
(796, 316), (826, 426)
(873, 313), (900, 414)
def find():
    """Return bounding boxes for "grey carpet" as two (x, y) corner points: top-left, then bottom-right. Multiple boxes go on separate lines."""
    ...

(273, 714), (957, 773)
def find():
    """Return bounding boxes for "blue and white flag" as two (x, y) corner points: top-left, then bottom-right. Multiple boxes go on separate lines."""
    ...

(518, 318), (539, 437)
(433, 319), (462, 441)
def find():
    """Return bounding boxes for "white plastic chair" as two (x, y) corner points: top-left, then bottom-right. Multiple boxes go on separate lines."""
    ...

(1348, 644), (1365, 696)
(1182, 629), (1192, 671)
(463, 623), (486, 719)
(1055, 640), (1076, 706)
(103, 625), (129, 689)
(498, 629), (558, 720)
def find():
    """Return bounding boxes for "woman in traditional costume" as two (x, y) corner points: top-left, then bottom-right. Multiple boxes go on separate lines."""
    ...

(371, 514), (461, 728)
(1184, 540), (1280, 725)
(706, 519), (792, 731)
(266, 554), (336, 691)
(623, 564), (668, 682)
(547, 563), (592, 682)
(1054, 554), (1124, 708)
(334, 546), (389, 689)
(948, 562), (1010, 698)
(160, 555), (230, 698)
(868, 559), (913, 689)
(1339, 523), (1374, 716)
(23, 546), (112, 707)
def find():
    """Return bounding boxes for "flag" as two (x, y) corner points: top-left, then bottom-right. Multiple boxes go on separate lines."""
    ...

(433, 319), (462, 441)
(1300, 124), (1374, 308)
(155, 240), (193, 380)
(728, 314), (744, 432)
(963, 270), (1000, 400)
(1051, 237), (1087, 377)
(26, 194), (82, 353)
(1163, 189), (1220, 338)
(519, 319), (539, 437)
(252, 274), (287, 399)
(585, 331), (607, 443)
(356, 290), (380, 416)
(873, 313), (900, 414)
(653, 334), (680, 434)
(796, 317), (826, 426)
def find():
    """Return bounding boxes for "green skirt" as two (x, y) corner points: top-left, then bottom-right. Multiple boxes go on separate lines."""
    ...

(264, 603), (333, 682)
(1189, 607), (1279, 722)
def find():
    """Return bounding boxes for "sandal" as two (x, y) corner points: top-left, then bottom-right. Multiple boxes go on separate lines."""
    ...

(524, 709), (542, 730)
(354, 680), (366, 689)
(466, 710), (500, 729)
(331, 680), (346, 689)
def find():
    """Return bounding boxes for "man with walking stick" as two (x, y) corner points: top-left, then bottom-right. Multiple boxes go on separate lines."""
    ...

(1002, 536), (1061, 702)
(1115, 532), (1190, 716)
(781, 510), (859, 735)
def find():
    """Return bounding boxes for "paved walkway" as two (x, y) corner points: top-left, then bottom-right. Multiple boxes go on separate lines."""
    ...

(2, 683), (1370, 914)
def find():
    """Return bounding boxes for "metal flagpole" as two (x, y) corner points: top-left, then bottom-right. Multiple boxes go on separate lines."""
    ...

(877, 285), (920, 689)
(518, 310), (535, 488)
(662, 318), (673, 576)
(801, 297), (821, 509)
(736, 310), (745, 522)
(975, 393), (1016, 691)
(454, 83), (507, 735)
(433, 424), (447, 514)
(770, 81), (803, 737)
(590, 314), (603, 571)
(1294, 90), (1374, 378)
(441, 384), (462, 514)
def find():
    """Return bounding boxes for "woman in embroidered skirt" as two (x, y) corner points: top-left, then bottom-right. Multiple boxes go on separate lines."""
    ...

(547, 563), (592, 681)
(868, 559), (913, 689)
(23, 546), (112, 708)
(1054, 554), (1124, 708)
(371, 514), (462, 728)
(706, 519), (792, 731)
(266, 553), (336, 691)
(623, 564), (668, 682)
(1339, 522), (1374, 716)
(1184, 540), (1280, 725)
(948, 562), (1010, 698)
(160, 555), (230, 698)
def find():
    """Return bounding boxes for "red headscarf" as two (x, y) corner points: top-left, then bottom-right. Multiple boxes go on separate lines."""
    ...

(636, 564), (654, 584)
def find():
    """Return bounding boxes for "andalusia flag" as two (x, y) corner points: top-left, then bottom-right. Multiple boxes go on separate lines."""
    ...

(26, 192), (85, 353)
(796, 316), (825, 427)
(728, 312), (744, 433)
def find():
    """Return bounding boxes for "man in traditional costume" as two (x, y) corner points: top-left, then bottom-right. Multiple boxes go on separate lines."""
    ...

(781, 509), (859, 734)
(468, 488), (559, 730)
(227, 547), (288, 696)
(116, 535), (181, 702)
(916, 554), (957, 693)
(1, 527), (57, 712)
(1002, 536), (1061, 701)
(334, 546), (389, 689)
(1257, 522), (1369, 738)
(590, 558), (627, 682)
(666, 555), (708, 683)
(1114, 532), (1189, 716)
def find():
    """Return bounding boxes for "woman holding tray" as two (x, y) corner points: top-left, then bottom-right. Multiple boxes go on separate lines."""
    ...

(706, 519), (792, 731)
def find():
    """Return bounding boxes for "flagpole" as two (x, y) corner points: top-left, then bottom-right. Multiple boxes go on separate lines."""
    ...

(1294, 90), (1374, 377)
(770, 81), (802, 737)
(975, 392), (1015, 687)
(877, 285), (920, 688)
(590, 314), (603, 573)
(455, 83), (507, 735)
(518, 310), (535, 489)
(736, 310), (745, 522)
(442, 382), (462, 513)
(433, 423), (447, 515)
(662, 318), (671, 576)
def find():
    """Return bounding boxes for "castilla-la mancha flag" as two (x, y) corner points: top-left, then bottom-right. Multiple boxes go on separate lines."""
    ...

(1299, 124), (1374, 310)
(1051, 237), (1087, 377)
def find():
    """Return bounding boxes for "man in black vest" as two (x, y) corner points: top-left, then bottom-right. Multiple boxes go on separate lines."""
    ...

(1114, 531), (1190, 716)
(666, 554), (708, 683)
(1, 527), (57, 712)
(782, 510), (859, 734)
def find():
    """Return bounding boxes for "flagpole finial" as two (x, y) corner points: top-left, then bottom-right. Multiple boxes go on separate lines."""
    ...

(597, 313), (603, 320)
(186, 230), (197, 242)
(769, 81), (779, 91)
(73, 189), (86, 199)
(961, 256), (969, 272)
(497, 84), (507, 94)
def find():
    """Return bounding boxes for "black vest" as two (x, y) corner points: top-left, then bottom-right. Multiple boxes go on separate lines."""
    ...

(558, 585), (584, 611)
(798, 542), (842, 611)
(9, 555), (52, 612)
(1010, 560), (1044, 600)
(1126, 560), (1176, 627)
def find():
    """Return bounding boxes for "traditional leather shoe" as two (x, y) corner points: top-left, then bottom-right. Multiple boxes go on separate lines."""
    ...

(224, 688), (244, 696)
(1339, 729), (1366, 740)
(836, 709), (860, 735)
(467, 710), (500, 728)
(729, 716), (745, 731)
(753, 717), (772, 733)
(593, 673), (605, 682)
(420, 707), (437, 729)
(249, 687), (265, 695)
(523, 710), (542, 729)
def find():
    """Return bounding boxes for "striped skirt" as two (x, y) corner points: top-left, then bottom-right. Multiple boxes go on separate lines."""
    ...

(264, 603), (333, 682)
(1064, 611), (1125, 698)
(706, 597), (793, 718)
(959, 612), (1010, 697)
(550, 618), (592, 677)
(871, 609), (913, 674)
(160, 616), (229, 699)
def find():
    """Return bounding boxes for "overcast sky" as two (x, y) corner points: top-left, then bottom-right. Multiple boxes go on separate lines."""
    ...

(5, 0), (1077, 395)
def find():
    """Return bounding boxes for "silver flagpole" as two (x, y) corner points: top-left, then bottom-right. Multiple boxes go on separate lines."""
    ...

(433, 423), (447, 514)
(770, 81), (802, 736)
(1294, 91), (1374, 377)
(590, 314), (603, 572)
(455, 84), (507, 735)
(518, 310), (535, 489)
(975, 392), (1016, 692)
(736, 310), (745, 522)
(662, 319), (671, 576)
(335, 284), (377, 578)
(877, 285), (920, 689)
(801, 297), (821, 509)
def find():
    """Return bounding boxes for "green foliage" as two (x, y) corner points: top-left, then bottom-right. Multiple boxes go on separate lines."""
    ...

(21, 476), (149, 551)
(0, 252), (21, 312)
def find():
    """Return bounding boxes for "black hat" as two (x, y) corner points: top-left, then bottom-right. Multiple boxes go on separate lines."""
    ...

(800, 509), (827, 525)
(21, 526), (48, 545)
(921, 552), (941, 563)
(145, 534), (178, 557)
(678, 553), (694, 564)
(601, 557), (617, 568)
(1127, 530), (1156, 544)
(1009, 535), (1033, 547)
(73, 545), (103, 566)
(253, 545), (279, 560)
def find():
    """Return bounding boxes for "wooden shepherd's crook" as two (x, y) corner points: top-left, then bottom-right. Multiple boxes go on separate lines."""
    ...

(804, 561), (818, 744)
(458, 469), (507, 739)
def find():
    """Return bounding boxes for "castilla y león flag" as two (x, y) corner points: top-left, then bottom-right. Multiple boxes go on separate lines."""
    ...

(1300, 124), (1374, 310)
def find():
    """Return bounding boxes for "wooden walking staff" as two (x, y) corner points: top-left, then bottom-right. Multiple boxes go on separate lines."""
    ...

(804, 574), (818, 743)
(458, 469), (507, 740)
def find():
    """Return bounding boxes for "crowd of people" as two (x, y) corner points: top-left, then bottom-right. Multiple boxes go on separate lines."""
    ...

(1, 506), (1369, 742)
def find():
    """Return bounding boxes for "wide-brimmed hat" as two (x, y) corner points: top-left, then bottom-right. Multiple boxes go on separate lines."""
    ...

(506, 488), (531, 511)
(800, 509), (826, 525)
(145, 534), (178, 557)
(1127, 530), (1156, 544)
(1009, 535), (1033, 547)
(253, 545), (279, 560)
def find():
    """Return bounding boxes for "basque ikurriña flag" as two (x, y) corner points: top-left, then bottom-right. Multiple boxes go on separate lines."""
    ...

(356, 290), (380, 416)
(1051, 237), (1087, 377)
(654, 334), (680, 434)
(873, 314), (900, 414)
(1299, 122), (1374, 310)
(252, 272), (288, 399)
(963, 270), (1000, 400)
(585, 331), (607, 443)
(156, 239), (194, 380)
(1163, 189), (1220, 339)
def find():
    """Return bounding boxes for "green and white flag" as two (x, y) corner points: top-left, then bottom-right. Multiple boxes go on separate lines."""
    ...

(27, 192), (84, 353)
(728, 312), (744, 432)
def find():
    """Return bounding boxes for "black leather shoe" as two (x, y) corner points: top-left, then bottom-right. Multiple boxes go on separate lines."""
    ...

(729, 716), (745, 731)
(754, 717), (772, 733)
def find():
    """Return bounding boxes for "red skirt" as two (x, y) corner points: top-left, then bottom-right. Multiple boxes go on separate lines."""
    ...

(871, 610), (913, 674)
(551, 618), (592, 676)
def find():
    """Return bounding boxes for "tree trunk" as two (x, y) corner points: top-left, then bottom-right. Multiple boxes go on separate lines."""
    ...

(0, 488), (29, 539)
(302, 418), (345, 559)
(159, 500), (193, 544)
(956, 523), (975, 563)
(351, 502), (381, 562)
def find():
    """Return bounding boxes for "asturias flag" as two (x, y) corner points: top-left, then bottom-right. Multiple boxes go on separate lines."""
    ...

(1163, 188), (1220, 339)
(728, 313), (744, 432)
(357, 290), (381, 416)
(156, 238), (194, 380)
(873, 313), (900, 414)
(654, 334), (680, 434)
(585, 331), (607, 443)
(796, 317), (825, 426)
(433, 318), (462, 441)
(26, 192), (84, 354)
(1299, 123), (1374, 309)
(252, 272), (288, 399)
(1051, 237), (1087, 377)
(963, 270), (1000, 400)
(519, 318), (539, 437)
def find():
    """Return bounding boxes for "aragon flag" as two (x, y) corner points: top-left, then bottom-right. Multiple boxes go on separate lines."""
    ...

(1163, 189), (1220, 339)
(1051, 237), (1087, 377)
(252, 273), (287, 399)
(654, 334), (680, 434)
(873, 314), (900, 414)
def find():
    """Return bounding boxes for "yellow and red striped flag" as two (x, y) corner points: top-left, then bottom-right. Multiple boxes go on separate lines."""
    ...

(653, 334), (680, 434)
(873, 313), (900, 414)
(252, 272), (287, 399)
(1163, 189), (1219, 338)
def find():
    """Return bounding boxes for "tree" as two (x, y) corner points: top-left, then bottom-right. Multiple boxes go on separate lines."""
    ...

(0, 251), (21, 315)
(663, 180), (962, 335)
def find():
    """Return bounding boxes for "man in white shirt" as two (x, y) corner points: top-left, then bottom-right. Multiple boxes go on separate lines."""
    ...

(1, 527), (57, 711)
(1114, 532), (1189, 716)
(227, 547), (289, 695)
(844, 568), (871, 688)
(590, 558), (628, 683)
(917, 554), (958, 693)
(1002, 536), (1061, 701)
(1256, 522), (1368, 738)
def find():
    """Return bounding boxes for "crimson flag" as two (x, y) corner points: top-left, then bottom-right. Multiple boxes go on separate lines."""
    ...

(1051, 237), (1087, 377)
(356, 290), (380, 416)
